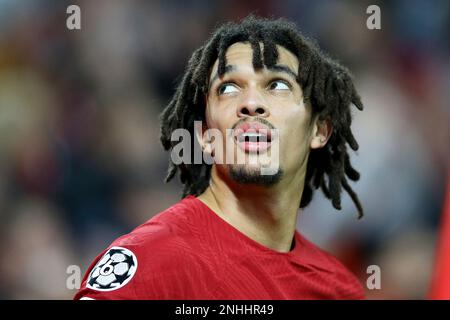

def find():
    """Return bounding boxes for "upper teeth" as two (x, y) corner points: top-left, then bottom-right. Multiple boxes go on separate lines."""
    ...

(243, 133), (263, 137)
(239, 132), (267, 142)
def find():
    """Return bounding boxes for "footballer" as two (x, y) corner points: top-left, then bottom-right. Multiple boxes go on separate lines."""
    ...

(75, 15), (365, 300)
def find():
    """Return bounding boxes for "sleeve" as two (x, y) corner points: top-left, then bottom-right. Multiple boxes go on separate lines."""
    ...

(333, 264), (366, 300)
(74, 245), (140, 300)
(340, 275), (366, 300)
(74, 236), (209, 300)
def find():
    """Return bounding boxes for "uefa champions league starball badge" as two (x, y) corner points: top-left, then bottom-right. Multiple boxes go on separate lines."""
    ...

(87, 246), (138, 291)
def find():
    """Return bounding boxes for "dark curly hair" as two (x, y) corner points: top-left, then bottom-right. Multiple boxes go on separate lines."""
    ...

(159, 15), (364, 218)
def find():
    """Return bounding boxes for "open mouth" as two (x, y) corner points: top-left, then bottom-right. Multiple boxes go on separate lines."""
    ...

(233, 122), (274, 153)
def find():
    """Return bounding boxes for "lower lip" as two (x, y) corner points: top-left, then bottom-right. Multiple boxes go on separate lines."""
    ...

(236, 140), (272, 153)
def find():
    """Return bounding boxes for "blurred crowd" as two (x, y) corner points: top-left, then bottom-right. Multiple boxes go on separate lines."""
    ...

(0, 0), (448, 299)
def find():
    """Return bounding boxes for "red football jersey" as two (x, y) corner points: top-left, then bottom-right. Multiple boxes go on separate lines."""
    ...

(75, 195), (365, 300)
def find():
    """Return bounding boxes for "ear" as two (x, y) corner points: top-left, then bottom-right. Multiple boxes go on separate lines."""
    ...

(310, 116), (333, 149)
(194, 119), (212, 154)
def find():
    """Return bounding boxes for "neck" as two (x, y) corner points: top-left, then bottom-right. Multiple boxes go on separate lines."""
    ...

(198, 165), (306, 253)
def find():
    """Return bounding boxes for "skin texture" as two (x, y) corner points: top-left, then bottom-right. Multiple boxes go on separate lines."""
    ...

(197, 42), (332, 253)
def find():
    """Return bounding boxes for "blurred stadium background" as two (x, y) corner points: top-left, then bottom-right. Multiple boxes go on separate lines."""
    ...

(0, 0), (449, 299)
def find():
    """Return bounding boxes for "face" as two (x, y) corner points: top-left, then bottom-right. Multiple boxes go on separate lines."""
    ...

(201, 42), (323, 186)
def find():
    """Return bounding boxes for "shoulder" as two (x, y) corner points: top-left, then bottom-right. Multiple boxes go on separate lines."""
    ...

(74, 197), (207, 300)
(297, 233), (365, 299)
(111, 196), (200, 262)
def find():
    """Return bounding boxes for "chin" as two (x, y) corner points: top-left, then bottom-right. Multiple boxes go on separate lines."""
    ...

(228, 164), (283, 186)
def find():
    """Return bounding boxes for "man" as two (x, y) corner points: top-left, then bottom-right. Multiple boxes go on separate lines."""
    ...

(75, 15), (365, 300)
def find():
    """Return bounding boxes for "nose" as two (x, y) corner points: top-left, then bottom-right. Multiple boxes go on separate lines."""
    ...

(236, 89), (270, 118)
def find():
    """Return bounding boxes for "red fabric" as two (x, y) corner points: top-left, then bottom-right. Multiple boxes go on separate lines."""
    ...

(75, 195), (365, 300)
(430, 170), (450, 299)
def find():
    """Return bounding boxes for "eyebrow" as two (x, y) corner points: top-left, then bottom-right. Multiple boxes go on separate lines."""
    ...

(268, 65), (298, 81)
(208, 64), (298, 89)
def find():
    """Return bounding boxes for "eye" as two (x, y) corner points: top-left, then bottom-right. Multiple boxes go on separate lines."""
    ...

(268, 80), (291, 91)
(218, 83), (239, 95)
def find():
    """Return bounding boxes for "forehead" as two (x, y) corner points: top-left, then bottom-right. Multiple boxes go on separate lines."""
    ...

(209, 42), (299, 79)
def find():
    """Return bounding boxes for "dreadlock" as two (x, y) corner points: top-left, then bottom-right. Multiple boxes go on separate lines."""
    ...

(159, 15), (365, 218)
